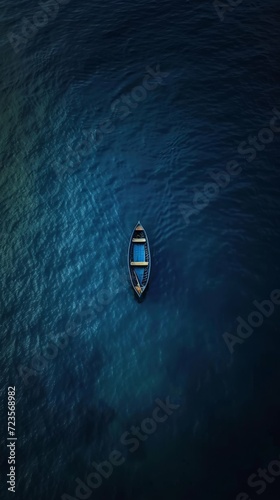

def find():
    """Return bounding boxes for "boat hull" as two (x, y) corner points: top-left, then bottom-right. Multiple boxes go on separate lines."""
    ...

(128, 222), (151, 297)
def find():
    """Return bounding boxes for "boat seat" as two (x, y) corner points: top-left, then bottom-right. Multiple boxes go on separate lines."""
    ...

(130, 262), (149, 266)
(132, 238), (146, 243)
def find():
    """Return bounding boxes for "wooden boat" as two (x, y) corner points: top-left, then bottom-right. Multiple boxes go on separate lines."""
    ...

(128, 221), (151, 297)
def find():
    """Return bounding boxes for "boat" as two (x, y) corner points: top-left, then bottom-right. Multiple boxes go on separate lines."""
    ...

(128, 221), (151, 297)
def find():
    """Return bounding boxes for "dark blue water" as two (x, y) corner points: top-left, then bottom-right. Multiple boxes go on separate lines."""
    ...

(1, 1), (280, 499)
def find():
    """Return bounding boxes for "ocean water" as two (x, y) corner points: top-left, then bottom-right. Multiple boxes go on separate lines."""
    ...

(1, 0), (280, 499)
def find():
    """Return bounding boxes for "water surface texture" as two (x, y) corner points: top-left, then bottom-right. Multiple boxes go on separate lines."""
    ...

(1, 1), (280, 499)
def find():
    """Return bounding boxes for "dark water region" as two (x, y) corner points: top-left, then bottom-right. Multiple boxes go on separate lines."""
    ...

(1, 0), (280, 499)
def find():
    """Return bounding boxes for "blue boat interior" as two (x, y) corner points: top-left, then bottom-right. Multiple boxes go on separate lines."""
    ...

(133, 244), (145, 283)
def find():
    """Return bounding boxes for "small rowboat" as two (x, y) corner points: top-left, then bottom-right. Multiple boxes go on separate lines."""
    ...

(128, 221), (151, 297)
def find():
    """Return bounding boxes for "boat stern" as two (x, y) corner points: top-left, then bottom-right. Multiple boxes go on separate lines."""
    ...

(135, 285), (143, 297)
